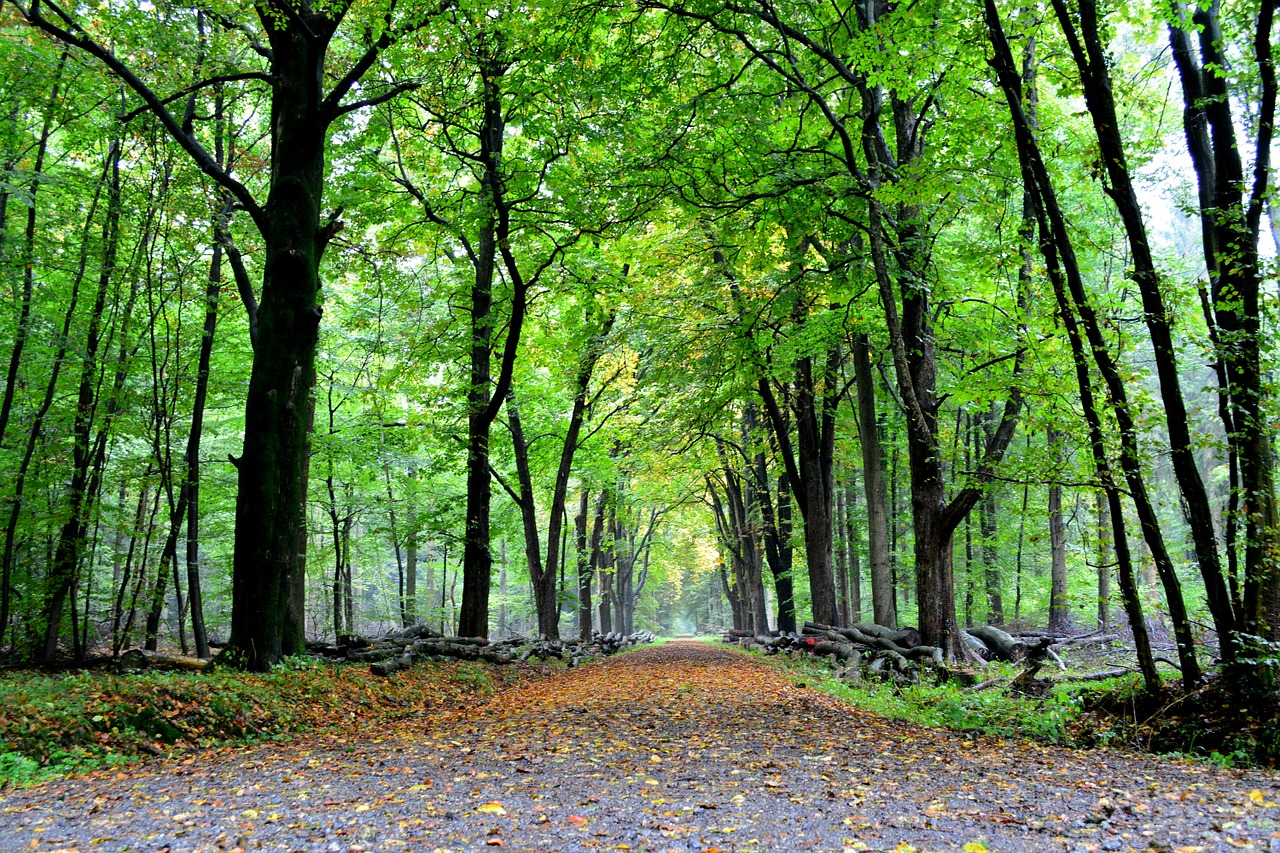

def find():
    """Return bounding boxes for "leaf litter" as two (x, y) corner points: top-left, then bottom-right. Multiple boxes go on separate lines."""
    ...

(1, 641), (1277, 852)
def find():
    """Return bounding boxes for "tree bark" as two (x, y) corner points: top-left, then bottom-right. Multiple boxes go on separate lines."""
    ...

(1049, 0), (1241, 658)
(1047, 429), (1070, 632)
(41, 130), (123, 662)
(505, 310), (615, 640)
(458, 59), (531, 640)
(853, 334), (895, 628)
(575, 489), (593, 640)
(1095, 489), (1112, 631)
(1165, 0), (1279, 646)
(985, 0), (1164, 690)
(16, 0), (436, 670)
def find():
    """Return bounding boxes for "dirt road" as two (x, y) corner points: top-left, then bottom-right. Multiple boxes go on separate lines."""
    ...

(2, 641), (1277, 851)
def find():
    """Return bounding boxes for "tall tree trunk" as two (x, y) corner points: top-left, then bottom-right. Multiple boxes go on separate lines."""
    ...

(182, 222), (225, 659)
(575, 490), (593, 640)
(1050, 0), (1243, 658)
(986, 1), (1164, 689)
(405, 529), (418, 627)
(853, 334), (895, 627)
(1047, 429), (1070, 632)
(834, 484), (851, 626)
(41, 130), (123, 663)
(0, 50), (66, 459)
(863, 109), (1024, 659)
(977, 406), (1003, 625)
(1165, 0), (1279, 648)
(1096, 489), (1112, 631)
(752, 413), (796, 632)
(845, 479), (862, 623)
(458, 60), (530, 639)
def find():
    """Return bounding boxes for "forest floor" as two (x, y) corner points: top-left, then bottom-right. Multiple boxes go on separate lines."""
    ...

(1, 640), (1278, 853)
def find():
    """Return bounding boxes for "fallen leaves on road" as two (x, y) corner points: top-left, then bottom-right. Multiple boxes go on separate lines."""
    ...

(1, 641), (1277, 852)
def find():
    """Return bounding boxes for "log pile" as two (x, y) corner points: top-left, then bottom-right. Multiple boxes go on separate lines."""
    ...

(725, 622), (1116, 685)
(307, 625), (658, 677)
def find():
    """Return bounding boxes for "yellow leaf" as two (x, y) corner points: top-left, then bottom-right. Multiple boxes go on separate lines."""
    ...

(894, 845), (917, 853)
(1250, 790), (1265, 804)
(963, 844), (989, 853)
(477, 802), (507, 816)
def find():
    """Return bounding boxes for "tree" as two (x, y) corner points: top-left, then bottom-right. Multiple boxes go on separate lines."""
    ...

(11, 0), (441, 668)
(504, 305), (618, 639)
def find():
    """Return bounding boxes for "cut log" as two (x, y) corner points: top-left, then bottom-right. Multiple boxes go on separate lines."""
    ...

(967, 625), (1030, 662)
(812, 641), (857, 662)
(853, 622), (922, 648)
(117, 649), (210, 672)
(347, 647), (399, 663)
(371, 653), (415, 677)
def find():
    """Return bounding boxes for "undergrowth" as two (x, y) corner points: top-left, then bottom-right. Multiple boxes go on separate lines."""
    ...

(766, 650), (1105, 745)
(752, 646), (1279, 768)
(0, 657), (547, 788)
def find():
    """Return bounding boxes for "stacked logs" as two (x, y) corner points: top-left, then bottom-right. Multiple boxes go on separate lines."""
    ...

(307, 625), (658, 676)
(725, 622), (1092, 684)
(116, 626), (658, 676)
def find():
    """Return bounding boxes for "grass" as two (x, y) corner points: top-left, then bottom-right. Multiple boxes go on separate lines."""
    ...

(0, 656), (547, 788)
(746, 642), (1279, 768)
(763, 649), (1103, 744)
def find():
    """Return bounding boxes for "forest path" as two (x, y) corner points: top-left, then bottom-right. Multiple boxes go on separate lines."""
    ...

(2, 641), (1279, 853)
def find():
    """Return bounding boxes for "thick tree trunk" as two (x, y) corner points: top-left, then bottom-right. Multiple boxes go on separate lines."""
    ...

(457, 61), (530, 640)
(228, 24), (334, 667)
(793, 352), (840, 627)
(863, 99), (1024, 657)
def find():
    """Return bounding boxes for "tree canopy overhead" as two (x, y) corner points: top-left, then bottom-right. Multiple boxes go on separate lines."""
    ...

(0, 0), (1276, 694)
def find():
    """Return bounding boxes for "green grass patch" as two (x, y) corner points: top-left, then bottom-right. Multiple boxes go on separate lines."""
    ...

(750, 645), (1279, 767)
(753, 647), (1143, 748)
